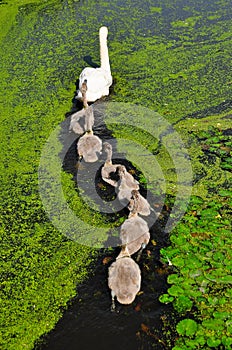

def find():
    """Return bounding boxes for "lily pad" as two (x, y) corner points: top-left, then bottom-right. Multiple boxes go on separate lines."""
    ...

(176, 319), (198, 336)
(159, 294), (174, 304)
(167, 273), (183, 285)
(207, 337), (221, 347)
(174, 295), (193, 313)
(202, 318), (224, 331)
(222, 336), (232, 347)
(168, 285), (184, 297)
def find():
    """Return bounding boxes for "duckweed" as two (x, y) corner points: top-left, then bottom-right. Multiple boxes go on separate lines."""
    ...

(1, 0), (232, 349)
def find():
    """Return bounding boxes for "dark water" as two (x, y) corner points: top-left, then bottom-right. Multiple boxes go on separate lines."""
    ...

(36, 218), (173, 350)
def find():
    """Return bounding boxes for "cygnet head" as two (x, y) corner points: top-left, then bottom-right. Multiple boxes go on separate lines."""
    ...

(129, 189), (140, 216)
(131, 189), (140, 200)
(103, 141), (112, 153)
(117, 165), (127, 177)
(81, 79), (88, 94)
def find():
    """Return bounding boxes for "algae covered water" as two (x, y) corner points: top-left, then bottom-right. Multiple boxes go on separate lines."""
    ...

(1, 0), (231, 349)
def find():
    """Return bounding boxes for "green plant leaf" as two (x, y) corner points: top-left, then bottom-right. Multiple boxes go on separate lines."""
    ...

(213, 311), (230, 320)
(207, 337), (221, 347)
(202, 318), (224, 331)
(193, 336), (206, 346)
(218, 190), (232, 197)
(167, 273), (183, 285)
(222, 336), (232, 347)
(176, 319), (198, 336)
(174, 295), (193, 313)
(159, 294), (174, 304)
(168, 285), (184, 297)
(172, 257), (185, 267)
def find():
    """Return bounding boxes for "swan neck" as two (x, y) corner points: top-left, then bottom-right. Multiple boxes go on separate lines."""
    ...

(105, 147), (112, 163)
(99, 27), (111, 73)
(130, 195), (139, 215)
(85, 107), (93, 132)
(81, 81), (88, 108)
(116, 246), (130, 259)
(83, 94), (88, 108)
(128, 211), (138, 218)
(86, 129), (93, 136)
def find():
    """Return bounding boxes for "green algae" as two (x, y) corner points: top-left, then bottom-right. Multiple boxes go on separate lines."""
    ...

(0, 2), (99, 349)
(174, 113), (232, 199)
(171, 16), (201, 28)
(150, 6), (162, 14)
(0, 0), (232, 349)
(0, 0), (56, 43)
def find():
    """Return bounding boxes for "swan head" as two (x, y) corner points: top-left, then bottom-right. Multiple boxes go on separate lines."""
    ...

(81, 79), (88, 94)
(129, 190), (140, 216)
(128, 211), (138, 219)
(103, 142), (113, 162)
(117, 165), (127, 177)
(103, 141), (112, 152)
(131, 189), (140, 200)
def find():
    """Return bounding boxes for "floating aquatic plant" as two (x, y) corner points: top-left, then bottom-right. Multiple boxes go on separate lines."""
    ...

(159, 190), (232, 349)
(1, 0), (232, 349)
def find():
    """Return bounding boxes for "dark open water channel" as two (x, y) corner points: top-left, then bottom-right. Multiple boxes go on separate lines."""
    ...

(36, 100), (174, 350)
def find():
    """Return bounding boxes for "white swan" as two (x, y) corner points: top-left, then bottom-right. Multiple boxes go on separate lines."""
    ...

(101, 142), (121, 187)
(120, 193), (150, 259)
(76, 26), (112, 102)
(116, 165), (140, 204)
(108, 246), (141, 309)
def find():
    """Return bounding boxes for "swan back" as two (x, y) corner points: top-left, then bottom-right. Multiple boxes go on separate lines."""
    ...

(116, 165), (139, 202)
(108, 257), (141, 305)
(69, 109), (86, 134)
(120, 215), (150, 256)
(129, 189), (151, 216)
(77, 133), (102, 162)
(77, 26), (112, 102)
(78, 68), (112, 102)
